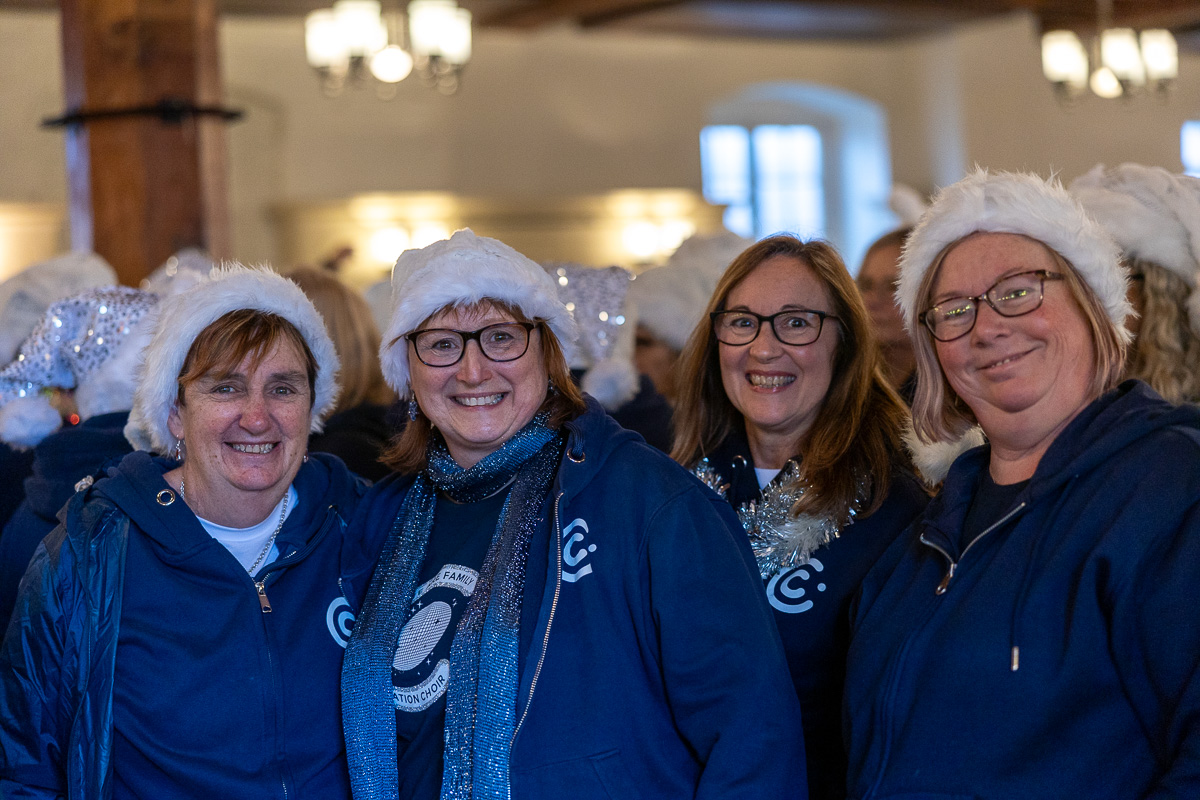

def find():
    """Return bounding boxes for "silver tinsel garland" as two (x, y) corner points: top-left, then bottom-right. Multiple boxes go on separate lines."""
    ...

(694, 457), (860, 580)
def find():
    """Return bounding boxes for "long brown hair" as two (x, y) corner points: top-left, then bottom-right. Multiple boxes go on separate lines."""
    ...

(382, 299), (586, 473)
(672, 235), (912, 523)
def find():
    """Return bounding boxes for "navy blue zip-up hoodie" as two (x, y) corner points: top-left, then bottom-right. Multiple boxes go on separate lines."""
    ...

(342, 399), (807, 799)
(0, 450), (369, 800)
(844, 381), (1200, 800)
(0, 411), (132, 632)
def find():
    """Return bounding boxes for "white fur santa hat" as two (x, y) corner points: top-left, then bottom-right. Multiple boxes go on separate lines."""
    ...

(627, 231), (753, 351)
(1069, 163), (1200, 285)
(0, 251), (117, 365)
(380, 229), (577, 398)
(546, 263), (638, 410)
(125, 264), (340, 454)
(896, 168), (1132, 345)
(0, 286), (158, 449)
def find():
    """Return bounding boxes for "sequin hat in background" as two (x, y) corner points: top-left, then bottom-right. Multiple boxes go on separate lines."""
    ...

(0, 286), (159, 449)
(545, 263), (637, 410)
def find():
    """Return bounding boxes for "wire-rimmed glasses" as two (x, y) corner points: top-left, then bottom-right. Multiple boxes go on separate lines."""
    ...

(919, 270), (1064, 342)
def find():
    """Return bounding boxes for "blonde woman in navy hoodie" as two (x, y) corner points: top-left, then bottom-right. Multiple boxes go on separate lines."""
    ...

(843, 170), (1200, 799)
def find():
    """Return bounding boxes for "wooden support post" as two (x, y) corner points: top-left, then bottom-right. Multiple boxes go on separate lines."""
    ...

(58, 0), (231, 287)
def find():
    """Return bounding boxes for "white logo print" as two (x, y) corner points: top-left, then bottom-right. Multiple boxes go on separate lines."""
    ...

(766, 558), (826, 614)
(326, 597), (355, 648)
(561, 518), (597, 583)
(392, 564), (477, 712)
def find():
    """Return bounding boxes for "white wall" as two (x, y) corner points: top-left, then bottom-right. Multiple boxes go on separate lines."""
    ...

(2, 8), (1198, 269)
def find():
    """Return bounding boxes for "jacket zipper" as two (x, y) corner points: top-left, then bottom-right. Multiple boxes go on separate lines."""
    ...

(920, 502), (1026, 595)
(249, 506), (341, 614)
(511, 491), (565, 748)
(253, 506), (339, 797)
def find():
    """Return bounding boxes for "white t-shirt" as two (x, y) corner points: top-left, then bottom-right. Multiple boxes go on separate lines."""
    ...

(754, 467), (782, 490)
(197, 485), (297, 576)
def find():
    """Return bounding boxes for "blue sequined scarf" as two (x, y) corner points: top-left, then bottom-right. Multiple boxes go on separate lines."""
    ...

(343, 413), (563, 800)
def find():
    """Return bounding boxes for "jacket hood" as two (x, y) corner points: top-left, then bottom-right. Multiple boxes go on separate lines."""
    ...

(93, 450), (363, 556)
(22, 412), (132, 519)
(558, 395), (644, 501)
(932, 381), (1200, 532)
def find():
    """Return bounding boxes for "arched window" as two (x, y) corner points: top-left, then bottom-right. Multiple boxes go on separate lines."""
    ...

(702, 83), (895, 269)
(1183, 121), (1200, 177)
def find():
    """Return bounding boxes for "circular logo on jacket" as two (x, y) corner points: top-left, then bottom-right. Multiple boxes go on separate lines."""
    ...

(326, 597), (355, 648)
(766, 557), (826, 614)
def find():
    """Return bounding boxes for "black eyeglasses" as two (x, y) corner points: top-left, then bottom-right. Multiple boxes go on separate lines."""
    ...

(710, 308), (839, 347)
(406, 322), (539, 367)
(919, 270), (1064, 342)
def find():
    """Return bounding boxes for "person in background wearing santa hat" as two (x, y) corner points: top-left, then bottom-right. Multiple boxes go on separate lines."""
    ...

(626, 231), (751, 405)
(1071, 162), (1200, 404)
(0, 265), (369, 800)
(0, 286), (156, 633)
(844, 170), (1200, 799)
(0, 252), (116, 531)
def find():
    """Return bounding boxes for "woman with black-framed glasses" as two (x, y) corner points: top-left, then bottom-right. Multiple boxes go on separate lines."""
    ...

(844, 170), (1200, 799)
(340, 230), (806, 800)
(672, 234), (928, 800)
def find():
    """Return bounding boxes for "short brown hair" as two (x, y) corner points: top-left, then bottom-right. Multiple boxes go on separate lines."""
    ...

(672, 235), (913, 523)
(859, 227), (913, 276)
(382, 299), (586, 473)
(909, 234), (1127, 444)
(287, 268), (394, 412)
(177, 309), (318, 408)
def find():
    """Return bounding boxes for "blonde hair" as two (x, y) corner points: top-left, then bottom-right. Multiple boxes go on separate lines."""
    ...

(288, 268), (394, 413)
(1125, 259), (1200, 404)
(381, 299), (586, 474)
(910, 235), (1127, 444)
(672, 236), (912, 524)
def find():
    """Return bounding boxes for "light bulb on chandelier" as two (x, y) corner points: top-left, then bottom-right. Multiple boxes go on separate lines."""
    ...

(304, 0), (471, 97)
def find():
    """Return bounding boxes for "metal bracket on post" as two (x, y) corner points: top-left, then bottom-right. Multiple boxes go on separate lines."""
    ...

(42, 97), (243, 128)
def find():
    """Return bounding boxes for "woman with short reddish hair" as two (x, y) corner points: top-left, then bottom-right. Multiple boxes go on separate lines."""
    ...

(0, 266), (368, 799)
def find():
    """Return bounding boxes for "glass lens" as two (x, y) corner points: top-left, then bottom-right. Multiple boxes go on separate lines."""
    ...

(988, 273), (1043, 316)
(413, 329), (464, 366)
(772, 310), (823, 345)
(479, 323), (530, 361)
(714, 312), (760, 344)
(927, 298), (976, 339)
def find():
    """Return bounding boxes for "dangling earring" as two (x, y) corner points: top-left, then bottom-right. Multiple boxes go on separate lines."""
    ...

(547, 377), (558, 396)
(407, 398), (420, 421)
(303, 452), (309, 464)
(173, 439), (184, 461)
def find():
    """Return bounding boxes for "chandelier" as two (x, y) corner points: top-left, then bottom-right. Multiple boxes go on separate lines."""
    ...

(1040, 0), (1177, 100)
(305, 0), (472, 96)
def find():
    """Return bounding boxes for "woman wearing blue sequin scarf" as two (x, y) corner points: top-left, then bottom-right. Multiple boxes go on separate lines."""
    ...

(341, 229), (806, 800)
(671, 235), (928, 800)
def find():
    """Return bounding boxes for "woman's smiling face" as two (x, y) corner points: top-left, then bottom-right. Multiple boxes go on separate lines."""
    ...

(168, 338), (312, 512)
(718, 255), (840, 451)
(930, 232), (1096, 436)
(408, 302), (548, 468)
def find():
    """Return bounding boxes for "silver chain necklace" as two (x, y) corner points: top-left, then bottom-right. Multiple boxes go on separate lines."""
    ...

(179, 478), (289, 575)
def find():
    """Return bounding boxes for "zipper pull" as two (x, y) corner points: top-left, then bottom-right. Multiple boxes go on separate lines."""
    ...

(935, 562), (957, 595)
(255, 581), (273, 613)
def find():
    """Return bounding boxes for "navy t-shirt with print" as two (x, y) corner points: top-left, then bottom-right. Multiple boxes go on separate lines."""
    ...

(394, 490), (506, 799)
